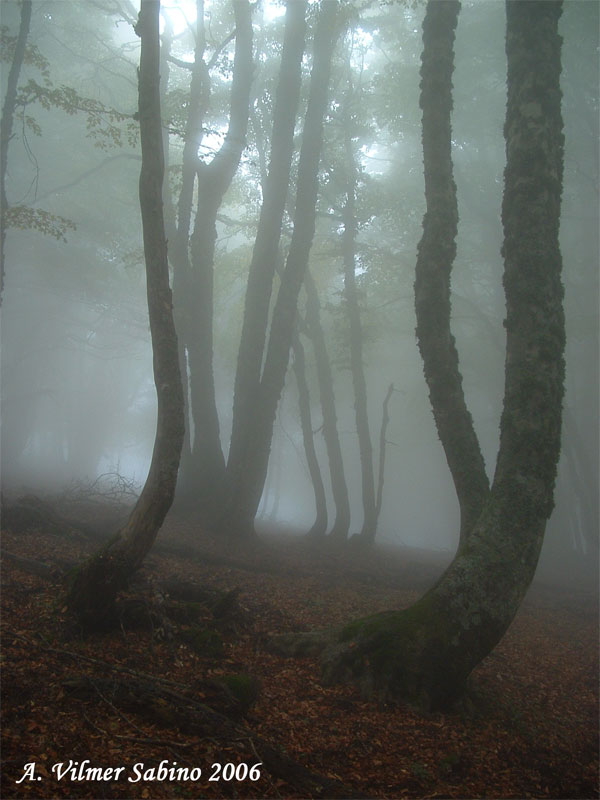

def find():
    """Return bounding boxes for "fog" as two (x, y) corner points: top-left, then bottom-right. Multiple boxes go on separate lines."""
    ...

(1, 0), (598, 591)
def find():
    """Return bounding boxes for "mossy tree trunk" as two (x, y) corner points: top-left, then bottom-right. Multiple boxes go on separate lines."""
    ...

(272, 0), (565, 711)
(66, 0), (185, 629)
(414, 0), (489, 547)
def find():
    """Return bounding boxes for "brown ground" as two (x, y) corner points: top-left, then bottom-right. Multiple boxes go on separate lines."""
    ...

(1, 500), (598, 799)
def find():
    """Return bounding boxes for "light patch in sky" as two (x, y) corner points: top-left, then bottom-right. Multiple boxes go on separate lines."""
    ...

(160, 0), (197, 36)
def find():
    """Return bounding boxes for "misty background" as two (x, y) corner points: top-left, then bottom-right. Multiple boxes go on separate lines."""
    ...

(1, 0), (597, 584)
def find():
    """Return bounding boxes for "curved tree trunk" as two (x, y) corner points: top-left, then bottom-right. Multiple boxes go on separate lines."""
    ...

(413, 0), (489, 547)
(292, 328), (328, 538)
(1, 0), (32, 304)
(66, 0), (185, 629)
(222, 0), (340, 538)
(272, 0), (565, 712)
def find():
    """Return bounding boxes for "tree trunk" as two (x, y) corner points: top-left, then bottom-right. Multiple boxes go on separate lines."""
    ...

(222, 0), (340, 537)
(340, 105), (377, 545)
(172, 1), (253, 516)
(66, 0), (185, 629)
(303, 270), (351, 541)
(374, 383), (394, 523)
(225, 0), (308, 528)
(413, 0), (489, 547)
(292, 328), (328, 538)
(1, 0), (32, 304)
(272, 0), (565, 712)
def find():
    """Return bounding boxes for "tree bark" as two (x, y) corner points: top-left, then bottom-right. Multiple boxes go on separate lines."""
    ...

(414, 0), (489, 547)
(171, 1), (253, 515)
(291, 328), (328, 538)
(374, 383), (394, 523)
(66, 0), (185, 628)
(303, 269), (351, 541)
(1, 0), (32, 304)
(272, 0), (565, 712)
(225, 1), (308, 528)
(183, 0), (254, 518)
(223, 1), (340, 537)
(340, 104), (377, 545)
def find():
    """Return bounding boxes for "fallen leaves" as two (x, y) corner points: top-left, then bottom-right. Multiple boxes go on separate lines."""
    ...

(1, 513), (598, 799)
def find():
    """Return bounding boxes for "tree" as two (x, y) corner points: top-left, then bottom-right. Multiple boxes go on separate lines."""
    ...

(413, 0), (489, 548)
(66, 0), (184, 628)
(222, 0), (341, 538)
(303, 267), (351, 541)
(169, 0), (254, 516)
(291, 327), (328, 538)
(271, 0), (565, 712)
(0, 0), (31, 304)
(225, 0), (308, 533)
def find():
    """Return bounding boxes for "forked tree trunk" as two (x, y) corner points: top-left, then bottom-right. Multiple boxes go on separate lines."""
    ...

(225, 0), (308, 532)
(66, 0), (185, 628)
(172, 1), (253, 515)
(222, 0), (340, 537)
(271, 0), (565, 712)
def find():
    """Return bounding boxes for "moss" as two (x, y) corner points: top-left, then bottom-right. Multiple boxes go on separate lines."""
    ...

(219, 673), (260, 713)
(182, 627), (224, 658)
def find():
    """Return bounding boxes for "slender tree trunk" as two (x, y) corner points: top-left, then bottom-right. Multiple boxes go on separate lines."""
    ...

(304, 270), (351, 541)
(222, 0), (340, 538)
(413, 0), (489, 547)
(272, 0), (565, 712)
(1, 0), (32, 304)
(66, 0), (185, 629)
(292, 328), (328, 538)
(170, 0), (209, 501)
(374, 383), (394, 523)
(226, 0), (308, 525)
(340, 111), (377, 544)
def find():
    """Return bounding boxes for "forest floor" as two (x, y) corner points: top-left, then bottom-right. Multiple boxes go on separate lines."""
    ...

(1, 496), (598, 800)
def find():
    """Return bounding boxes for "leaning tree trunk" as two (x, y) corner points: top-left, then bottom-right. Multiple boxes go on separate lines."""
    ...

(413, 0), (489, 547)
(66, 0), (185, 629)
(1, 0), (32, 304)
(271, 0), (565, 712)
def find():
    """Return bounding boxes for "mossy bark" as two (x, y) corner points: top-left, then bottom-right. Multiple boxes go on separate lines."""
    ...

(414, 0), (489, 546)
(271, 0), (565, 712)
(66, 0), (184, 629)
